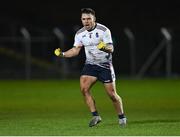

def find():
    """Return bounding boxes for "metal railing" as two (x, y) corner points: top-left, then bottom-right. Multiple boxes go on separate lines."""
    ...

(0, 26), (179, 79)
(124, 27), (174, 78)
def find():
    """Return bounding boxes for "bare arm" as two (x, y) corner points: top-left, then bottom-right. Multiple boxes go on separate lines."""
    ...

(63, 46), (82, 58)
(97, 42), (114, 53)
(103, 44), (114, 53)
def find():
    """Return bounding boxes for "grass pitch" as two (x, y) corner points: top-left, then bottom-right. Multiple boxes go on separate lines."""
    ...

(0, 79), (180, 135)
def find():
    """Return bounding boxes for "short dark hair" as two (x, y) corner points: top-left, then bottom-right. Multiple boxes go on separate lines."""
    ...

(81, 8), (95, 16)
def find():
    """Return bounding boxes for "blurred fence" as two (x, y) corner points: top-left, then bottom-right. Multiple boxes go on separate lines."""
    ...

(0, 26), (83, 80)
(0, 26), (180, 79)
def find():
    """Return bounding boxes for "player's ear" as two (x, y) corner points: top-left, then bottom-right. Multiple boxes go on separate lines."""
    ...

(94, 16), (96, 22)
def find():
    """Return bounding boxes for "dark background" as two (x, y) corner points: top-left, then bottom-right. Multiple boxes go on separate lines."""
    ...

(1, 1), (179, 28)
(0, 1), (180, 79)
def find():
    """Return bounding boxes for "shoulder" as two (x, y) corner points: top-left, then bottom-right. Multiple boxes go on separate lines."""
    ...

(76, 27), (86, 35)
(96, 23), (109, 32)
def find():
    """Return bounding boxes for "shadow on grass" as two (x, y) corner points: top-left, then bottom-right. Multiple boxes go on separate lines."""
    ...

(130, 119), (180, 124)
(103, 119), (180, 127)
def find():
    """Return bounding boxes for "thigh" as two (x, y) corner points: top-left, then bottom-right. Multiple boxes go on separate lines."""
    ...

(80, 75), (97, 92)
(103, 82), (117, 95)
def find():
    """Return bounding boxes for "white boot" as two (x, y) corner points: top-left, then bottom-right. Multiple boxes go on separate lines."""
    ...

(119, 117), (127, 127)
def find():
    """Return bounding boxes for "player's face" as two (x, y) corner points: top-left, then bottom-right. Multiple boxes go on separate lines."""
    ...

(81, 13), (96, 30)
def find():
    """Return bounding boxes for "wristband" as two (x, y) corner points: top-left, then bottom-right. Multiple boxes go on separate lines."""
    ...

(62, 52), (65, 57)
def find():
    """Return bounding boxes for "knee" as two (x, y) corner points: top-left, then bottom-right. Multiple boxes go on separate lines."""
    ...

(109, 93), (120, 102)
(80, 86), (90, 96)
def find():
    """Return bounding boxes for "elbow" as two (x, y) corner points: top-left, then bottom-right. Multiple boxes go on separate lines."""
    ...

(111, 48), (114, 53)
(105, 44), (114, 53)
(109, 47), (114, 53)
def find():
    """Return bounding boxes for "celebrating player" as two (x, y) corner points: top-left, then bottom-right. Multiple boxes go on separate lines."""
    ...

(54, 8), (126, 127)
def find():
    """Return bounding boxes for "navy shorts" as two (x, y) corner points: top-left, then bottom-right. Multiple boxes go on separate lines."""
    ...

(80, 63), (116, 83)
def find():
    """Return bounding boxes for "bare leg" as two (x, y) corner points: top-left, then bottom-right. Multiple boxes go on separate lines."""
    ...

(80, 75), (102, 127)
(104, 82), (124, 115)
(80, 75), (97, 112)
(104, 81), (126, 126)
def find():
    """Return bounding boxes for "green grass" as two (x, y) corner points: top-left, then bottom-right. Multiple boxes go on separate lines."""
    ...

(0, 79), (180, 135)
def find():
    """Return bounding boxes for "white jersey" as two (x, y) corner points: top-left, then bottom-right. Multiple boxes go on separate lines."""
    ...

(73, 23), (113, 66)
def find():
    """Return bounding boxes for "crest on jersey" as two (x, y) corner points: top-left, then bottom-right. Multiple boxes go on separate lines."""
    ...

(96, 32), (99, 38)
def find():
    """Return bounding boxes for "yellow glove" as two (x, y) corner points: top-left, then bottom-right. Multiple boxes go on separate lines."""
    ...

(54, 48), (64, 57)
(97, 41), (106, 51)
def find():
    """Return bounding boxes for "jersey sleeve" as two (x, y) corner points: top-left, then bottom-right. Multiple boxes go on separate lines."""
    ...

(103, 29), (113, 44)
(73, 34), (83, 47)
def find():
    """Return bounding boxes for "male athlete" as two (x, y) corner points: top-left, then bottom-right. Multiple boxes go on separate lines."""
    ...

(54, 8), (126, 127)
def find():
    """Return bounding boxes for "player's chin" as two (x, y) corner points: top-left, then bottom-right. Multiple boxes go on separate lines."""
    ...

(85, 26), (91, 30)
